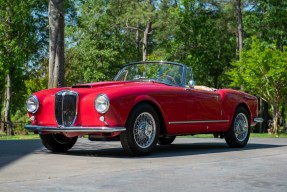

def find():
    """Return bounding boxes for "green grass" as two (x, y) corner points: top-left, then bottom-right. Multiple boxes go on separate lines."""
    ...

(0, 133), (40, 140)
(180, 133), (287, 138)
(250, 133), (287, 138)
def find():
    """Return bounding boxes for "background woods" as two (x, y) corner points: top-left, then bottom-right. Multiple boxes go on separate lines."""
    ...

(1, 0), (287, 135)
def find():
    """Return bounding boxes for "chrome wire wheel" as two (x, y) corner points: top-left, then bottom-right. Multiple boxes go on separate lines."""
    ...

(133, 112), (156, 149)
(225, 107), (250, 148)
(234, 113), (248, 142)
(120, 103), (159, 156)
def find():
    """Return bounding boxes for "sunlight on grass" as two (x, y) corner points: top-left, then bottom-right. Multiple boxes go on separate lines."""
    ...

(0, 134), (39, 140)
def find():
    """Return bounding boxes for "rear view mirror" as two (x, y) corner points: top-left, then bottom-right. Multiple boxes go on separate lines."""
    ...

(188, 80), (195, 88)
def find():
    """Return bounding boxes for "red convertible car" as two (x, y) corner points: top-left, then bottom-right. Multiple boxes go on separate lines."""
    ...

(25, 61), (263, 155)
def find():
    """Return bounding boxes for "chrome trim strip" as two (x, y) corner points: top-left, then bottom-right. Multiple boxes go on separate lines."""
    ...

(254, 117), (264, 123)
(25, 125), (126, 133)
(168, 120), (229, 125)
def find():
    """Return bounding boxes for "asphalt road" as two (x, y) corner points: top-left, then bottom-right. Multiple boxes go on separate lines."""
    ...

(0, 137), (287, 192)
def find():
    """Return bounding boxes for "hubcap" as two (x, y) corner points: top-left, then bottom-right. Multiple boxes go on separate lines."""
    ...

(133, 112), (156, 148)
(234, 113), (249, 142)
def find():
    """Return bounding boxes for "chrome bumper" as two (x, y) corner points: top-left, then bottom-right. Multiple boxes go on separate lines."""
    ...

(254, 117), (264, 123)
(25, 125), (126, 133)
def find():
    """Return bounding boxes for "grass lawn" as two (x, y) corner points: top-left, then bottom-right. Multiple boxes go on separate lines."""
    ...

(0, 133), (40, 140)
(181, 133), (287, 138)
(0, 132), (286, 140)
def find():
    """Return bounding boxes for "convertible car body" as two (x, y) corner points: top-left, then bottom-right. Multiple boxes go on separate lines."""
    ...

(25, 61), (263, 155)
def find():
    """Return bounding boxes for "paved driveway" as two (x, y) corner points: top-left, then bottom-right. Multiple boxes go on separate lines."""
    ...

(0, 138), (286, 192)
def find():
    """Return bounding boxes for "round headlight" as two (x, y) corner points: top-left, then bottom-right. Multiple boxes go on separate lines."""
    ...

(26, 95), (39, 113)
(95, 94), (110, 114)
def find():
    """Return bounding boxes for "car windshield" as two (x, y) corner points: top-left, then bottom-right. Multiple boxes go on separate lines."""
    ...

(114, 62), (184, 86)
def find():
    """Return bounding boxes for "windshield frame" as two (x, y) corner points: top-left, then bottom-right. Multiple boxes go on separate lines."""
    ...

(114, 61), (188, 87)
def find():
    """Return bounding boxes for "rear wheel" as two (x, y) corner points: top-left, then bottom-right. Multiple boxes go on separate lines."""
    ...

(40, 133), (77, 152)
(225, 107), (250, 148)
(158, 136), (176, 145)
(120, 103), (160, 156)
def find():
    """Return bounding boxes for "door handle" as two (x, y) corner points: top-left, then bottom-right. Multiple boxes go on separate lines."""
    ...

(212, 95), (219, 100)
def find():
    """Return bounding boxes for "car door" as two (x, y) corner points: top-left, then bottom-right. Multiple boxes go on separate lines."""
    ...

(182, 88), (227, 133)
(186, 89), (222, 120)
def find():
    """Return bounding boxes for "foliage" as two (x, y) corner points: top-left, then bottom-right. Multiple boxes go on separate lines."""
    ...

(1, 0), (287, 136)
(0, 0), (49, 135)
(166, 0), (236, 88)
(244, 0), (287, 50)
(228, 37), (287, 134)
(65, 0), (126, 85)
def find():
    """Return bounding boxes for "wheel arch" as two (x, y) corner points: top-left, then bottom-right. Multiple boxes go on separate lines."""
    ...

(236, 103), (251, 123)
(127, 100), (167, 136)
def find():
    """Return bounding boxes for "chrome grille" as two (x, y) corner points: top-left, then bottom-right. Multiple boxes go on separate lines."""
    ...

(55, 90), (78, 127)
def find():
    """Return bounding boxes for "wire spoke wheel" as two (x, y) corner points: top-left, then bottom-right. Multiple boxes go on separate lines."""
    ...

(225, 107), (250, 148)
(120, 103), (159, 156)
(133, 112), (156, 148)
(234, 113), (249, 142)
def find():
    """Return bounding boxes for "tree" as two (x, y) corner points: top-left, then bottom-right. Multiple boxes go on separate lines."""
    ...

(48, 0), (65, 88)
(149, 0), (180, 61)
(0, 0), (47, 135)
(170, 0), (235, 88)
(65, 0), (126, 85)
(228, 37), (287, 135)
(123, 0), (157, 61)
(244, 0), (287, 50)
(236, 0), (244, 56)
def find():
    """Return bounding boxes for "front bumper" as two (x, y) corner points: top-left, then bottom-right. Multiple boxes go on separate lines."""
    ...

(25, 125), (126, 133)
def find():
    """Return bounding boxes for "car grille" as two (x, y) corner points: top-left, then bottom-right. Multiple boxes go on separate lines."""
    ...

(55, 91), (78, 127)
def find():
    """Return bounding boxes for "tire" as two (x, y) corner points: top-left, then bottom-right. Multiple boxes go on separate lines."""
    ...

(40, 133), (78, 152)
(225, 107), (250, 148)
(120, 103), (160, 156)
(158, 136), (176, 145)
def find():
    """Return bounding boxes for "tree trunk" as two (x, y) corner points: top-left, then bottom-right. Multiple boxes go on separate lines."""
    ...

(272, 104), (280, 136)
(48, 0), (65, 88)
(235, 0), (244, 90)
(0, 96), (4, 133)
(135, 24), (140, 61)
(142, 22), (151, 61)
(2, 74), (13, 136)
(236, 0), (244, 56)
(214, 75), (218, 89)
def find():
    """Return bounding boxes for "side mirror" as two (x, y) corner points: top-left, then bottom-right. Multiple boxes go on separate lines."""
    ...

(188, 80), (195, 88)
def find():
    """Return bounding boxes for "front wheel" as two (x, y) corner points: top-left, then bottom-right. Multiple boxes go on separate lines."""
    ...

(225, 107), (250, 148)
(40, 133), (78, 152)
(120, 103), (160, 156)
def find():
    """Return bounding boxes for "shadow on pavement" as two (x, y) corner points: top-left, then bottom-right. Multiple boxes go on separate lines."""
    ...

(0, 140), (43, 169)
(63, 140), (286, 159)
(1, 139), (286, 168)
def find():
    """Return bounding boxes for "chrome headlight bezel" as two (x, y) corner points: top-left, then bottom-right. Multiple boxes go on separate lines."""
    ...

(95, 94), (110, 114)
(26, 95), (39, 113)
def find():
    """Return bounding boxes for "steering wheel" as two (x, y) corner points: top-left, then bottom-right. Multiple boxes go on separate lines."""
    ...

(159, 74), (178, 85)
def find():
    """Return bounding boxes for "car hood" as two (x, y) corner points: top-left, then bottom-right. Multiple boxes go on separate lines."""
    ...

(71, 81), (135, 88)
(34, 80), (174, 97)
